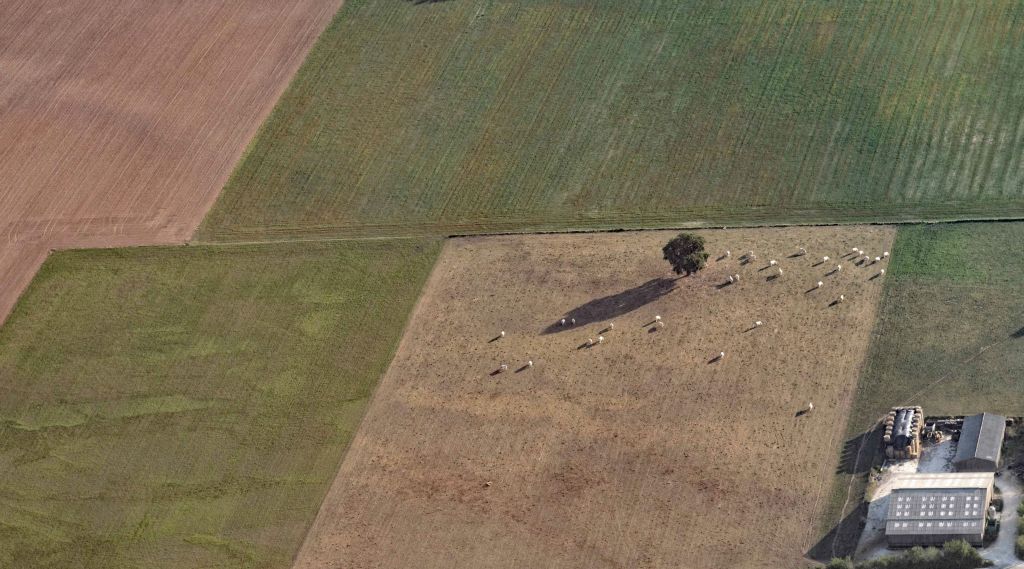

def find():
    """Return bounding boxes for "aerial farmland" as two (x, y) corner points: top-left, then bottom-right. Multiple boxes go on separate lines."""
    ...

(0, 240), (439, 568)
(0, 0), (343, 322)
(295, 227), (894, 569)
(200, 0), (1024, 241)
(2, 1), (1024, 569)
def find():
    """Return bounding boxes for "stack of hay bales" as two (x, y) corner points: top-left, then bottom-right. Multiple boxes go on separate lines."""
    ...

(883, 406), (923, 460)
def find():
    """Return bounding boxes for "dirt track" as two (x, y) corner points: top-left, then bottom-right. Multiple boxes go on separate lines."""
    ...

(0, 0), (344, 322)
(294, 228), (896, 569)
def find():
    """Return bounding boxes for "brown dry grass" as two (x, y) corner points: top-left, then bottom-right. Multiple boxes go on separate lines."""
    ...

(0, 0), (344, 322)
(294, 227), (896, 569)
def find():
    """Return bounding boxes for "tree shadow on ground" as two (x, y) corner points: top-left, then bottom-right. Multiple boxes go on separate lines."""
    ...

(1012, 326), (1024, 339)
(541, 277), (679, 334)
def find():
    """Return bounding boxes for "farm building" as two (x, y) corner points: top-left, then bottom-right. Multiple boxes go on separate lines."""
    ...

(953, 413), (1006, 472)
(885, 473), (994, 547)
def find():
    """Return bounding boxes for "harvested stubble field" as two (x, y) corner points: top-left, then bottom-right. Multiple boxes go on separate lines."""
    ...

(0, 239), (440, 569)
(201, 0), (1024, 242)
(0, 0), (343, 323)
(295, 227), (895, 569)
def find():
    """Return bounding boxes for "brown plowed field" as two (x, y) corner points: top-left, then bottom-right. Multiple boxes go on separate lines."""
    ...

(0, 0), (344, 322)
(294, 227), (896, 569)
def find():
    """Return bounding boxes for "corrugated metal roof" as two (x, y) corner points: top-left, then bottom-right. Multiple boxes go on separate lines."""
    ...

(890, 472), (994, 490)
(886, 475), (991, 537)
(954, 413), (1005, 464)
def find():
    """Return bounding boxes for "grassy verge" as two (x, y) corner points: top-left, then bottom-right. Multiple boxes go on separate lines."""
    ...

(0, 239), (440, 568)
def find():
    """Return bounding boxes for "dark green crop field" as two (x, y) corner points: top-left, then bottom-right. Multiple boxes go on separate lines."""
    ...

(0, 239), (439, 568)
(200, 0), (1024, 241)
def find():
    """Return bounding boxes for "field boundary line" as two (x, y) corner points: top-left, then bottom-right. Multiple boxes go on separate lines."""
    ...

(821, 229), (899, 558)
(287, 239), (446, 567)
(194, 214), (1024, 247)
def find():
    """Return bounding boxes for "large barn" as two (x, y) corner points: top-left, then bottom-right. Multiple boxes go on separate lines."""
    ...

(954, 413), (1006, 472)
(885, 473), (994, 547)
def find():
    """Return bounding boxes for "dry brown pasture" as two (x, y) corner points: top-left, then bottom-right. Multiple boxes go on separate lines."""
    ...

(295, 227), (896, 569)
(0, 0), (343, 322)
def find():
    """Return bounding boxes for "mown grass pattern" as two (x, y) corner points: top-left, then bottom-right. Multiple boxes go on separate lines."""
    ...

(0, 240), (440, 568)
(200, 0), (1024, 240)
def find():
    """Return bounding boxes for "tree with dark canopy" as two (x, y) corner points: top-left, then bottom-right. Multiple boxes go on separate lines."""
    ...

(662, 232), (709, 276)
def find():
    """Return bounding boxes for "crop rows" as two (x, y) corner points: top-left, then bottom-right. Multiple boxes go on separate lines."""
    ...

(200, 0), (1024, 241)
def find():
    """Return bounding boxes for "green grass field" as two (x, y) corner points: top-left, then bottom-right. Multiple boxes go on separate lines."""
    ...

(848, 222), (1024, 430)
(199, 0), (1024, 241)
(0, 239), (440, 568)
(819, 222), (1024, 558)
